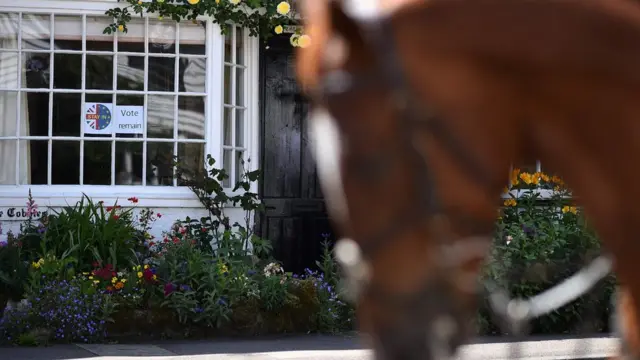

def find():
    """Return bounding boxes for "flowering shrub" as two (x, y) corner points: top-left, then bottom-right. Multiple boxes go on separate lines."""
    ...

(104, 0), (308, 48)
(478, 168), (614, 335)
(0, 278), (110, 345)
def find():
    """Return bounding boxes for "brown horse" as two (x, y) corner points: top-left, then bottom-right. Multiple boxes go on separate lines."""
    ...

(294, 0), (640, 359)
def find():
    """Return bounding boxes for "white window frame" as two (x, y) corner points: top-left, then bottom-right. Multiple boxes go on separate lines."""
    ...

(0, 0), (260, 208)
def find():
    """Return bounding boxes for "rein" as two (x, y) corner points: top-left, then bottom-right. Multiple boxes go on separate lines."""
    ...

(306, 8), (614, 350)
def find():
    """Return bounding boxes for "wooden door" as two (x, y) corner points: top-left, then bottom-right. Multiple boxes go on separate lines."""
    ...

(258, 34), (336, 274)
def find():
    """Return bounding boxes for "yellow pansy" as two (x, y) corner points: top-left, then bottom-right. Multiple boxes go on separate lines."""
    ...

(277, 1), (291, 15)
(274, 25), (283, 34)
(297, 34), (311, 48)
(137, 271), (143, 278)
(503, 198), (517, 207)
(144, 264), (149, 270)
(152, 274), (157, 281)
(111, 277), (118, 284)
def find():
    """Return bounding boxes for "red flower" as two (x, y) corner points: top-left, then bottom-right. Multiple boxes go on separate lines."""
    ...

(164, 283), (175, 297)
(157, 213), (162, 218)
(173, 238), (180, 244)
(201, 227), (207, 233)
(191, 240), (196, 245)
(179, 227), (186, 234)
(149, 241), (155, 246)
(127, 197), (139, 203)
(112, 215), (120, 221)
(106, 206), (113, 212)
(163, 238), (169, 243)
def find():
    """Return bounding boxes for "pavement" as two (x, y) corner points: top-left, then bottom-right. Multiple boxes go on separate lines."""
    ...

(0, 334), (620, 360)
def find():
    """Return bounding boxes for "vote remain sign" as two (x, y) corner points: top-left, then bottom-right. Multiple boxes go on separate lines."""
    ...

(115, 106), (144, 134)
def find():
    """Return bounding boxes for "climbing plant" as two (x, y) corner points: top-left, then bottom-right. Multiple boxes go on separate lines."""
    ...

(104, 0), (312, 47)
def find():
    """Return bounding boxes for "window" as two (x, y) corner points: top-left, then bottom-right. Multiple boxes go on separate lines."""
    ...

(0, 8), (257, 207)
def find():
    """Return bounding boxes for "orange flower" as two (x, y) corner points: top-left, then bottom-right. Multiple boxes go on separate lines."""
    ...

(510, 168), (520, 186)
(115, 282), (124, 290)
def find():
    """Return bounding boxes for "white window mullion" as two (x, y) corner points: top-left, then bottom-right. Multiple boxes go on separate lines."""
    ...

(79, 13), (87, 185)
(47, 13), (54, 185)
(15, 14), (23, 185)
(207, 21), (223, 176)
(142, 16), (150, 186)
(111, 18), (118, 186)
(246, 33), (259, 192)
(230, 26), (237, 186)
(173, 21), (180, 187)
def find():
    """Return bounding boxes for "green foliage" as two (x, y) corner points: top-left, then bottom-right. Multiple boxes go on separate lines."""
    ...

(104, 0), (299, 43)
(478, 169), (615, 335)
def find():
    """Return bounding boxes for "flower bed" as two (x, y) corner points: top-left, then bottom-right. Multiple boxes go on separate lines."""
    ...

(0, 162), (615, 345)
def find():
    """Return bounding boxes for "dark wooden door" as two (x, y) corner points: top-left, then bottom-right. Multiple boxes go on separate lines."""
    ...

(258, 34), (337, 274)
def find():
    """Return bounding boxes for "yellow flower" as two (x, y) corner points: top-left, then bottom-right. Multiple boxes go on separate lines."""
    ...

(562, 205), (577, 214)
(134, 265), (141, 271)
(32, 262), (40, 269)
(144, 264), (149, 270)
(137, 271), (143, 278)
(519, 172), (533, 185)
(122, 279), (127, 283)
(118, 24), (124, 32)
(137, 0), (143, 4)
(551, 175), (564, 186)
(111, 277), (118, 284)
(93, 280), (100, 284)
(510, 168), (520, 186)
(503, 198), (517, 207)
(158, 16), (163, 20)
(152, 274), (157, 281)
(82, 272), (89, 276)
(229, 0), (241, 4)
(187, 0), (200, 4)
(276, 1), (291, 15)
(297, 34), (311, 48)
(274, 25), (283, 34)
(290, 34), (299, 47)
(540, 173), (550, 183)
(89, 276), (94, 280)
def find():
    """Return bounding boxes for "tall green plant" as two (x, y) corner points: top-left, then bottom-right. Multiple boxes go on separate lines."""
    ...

(41, 194), (138, 271)
(174, 154), (272, 266)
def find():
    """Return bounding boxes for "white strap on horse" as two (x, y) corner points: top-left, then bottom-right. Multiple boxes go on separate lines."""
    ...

(488, 255), (613, 323)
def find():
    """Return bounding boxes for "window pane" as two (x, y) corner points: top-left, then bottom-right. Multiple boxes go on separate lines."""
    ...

(235, 108), (244, 147)
(85, 16), (112, 52)
(0, 91), (18, 136)
(146, 142), (174, 186)
(23, 53), (50, 89)
(179, 21), (205, 55)
(0, 140), (16, 184)
(223, 65), (231, 105)
(235, 67), (244, 106)
(52, 140), (79, 184)
(223, 149), (232, 188)
(148, 19), (175, 54)
(0, 13), (19, 50)
(86, 55), (113, 90)
(115, 141), (143, 185)
(223, 107), (231, 146)
(235, 27), (244, 65)
(149, 56), (175, 92)
(24, 91), (48, 136)
(54, 52), (82, 89)
(21, 139), (48, 185)
(235, 150), (244, 184)
(0, 52), (19, 88)
(52, 93), (81, 137)
(117, 18), (145, 53)
(116, 55), (144, 91)
(177, 142), (204, 186)
(178, 96), (204, 139)
(83, 141), (112, 185)
(55, 15), (82, 50)
(224, 31), (232, 63)
(22, 14), (50, 50)
(180, 57), (205, 93)
(147, 95), (174, 138)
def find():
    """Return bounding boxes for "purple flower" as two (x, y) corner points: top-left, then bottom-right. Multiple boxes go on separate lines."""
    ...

(0, 240), (7, 247)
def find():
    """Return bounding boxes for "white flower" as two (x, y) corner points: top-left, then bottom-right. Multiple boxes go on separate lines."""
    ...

(506, 235), (513, 245)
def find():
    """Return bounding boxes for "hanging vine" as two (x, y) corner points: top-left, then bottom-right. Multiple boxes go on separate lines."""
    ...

(103, 0), (311, 47)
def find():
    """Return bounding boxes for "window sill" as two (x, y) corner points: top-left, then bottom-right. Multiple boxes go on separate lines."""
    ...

(501, 189), (571, 199)
(0, 185), (205, 208)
